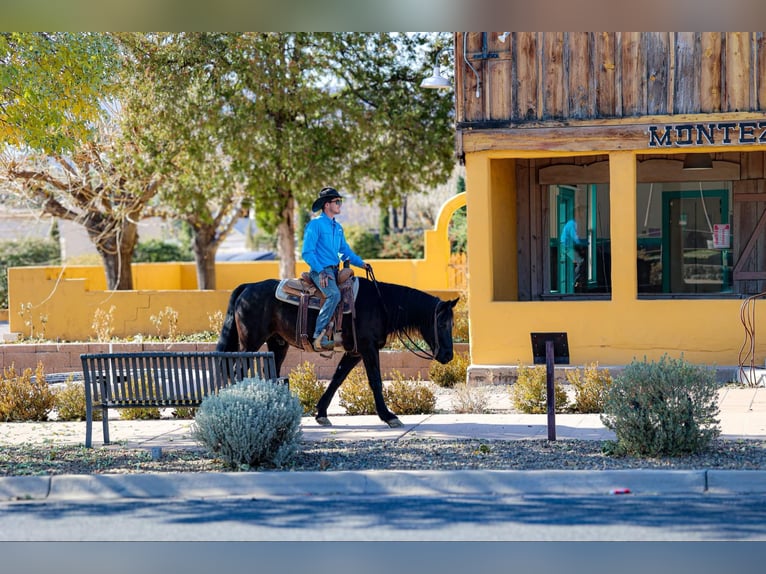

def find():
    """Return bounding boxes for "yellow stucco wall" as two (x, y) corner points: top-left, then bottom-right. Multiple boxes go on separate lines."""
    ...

(6, 195), (465, 341)
(465, 149), (764, 368)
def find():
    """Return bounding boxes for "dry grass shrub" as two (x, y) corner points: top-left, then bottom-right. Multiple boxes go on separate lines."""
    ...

(53, 379), (101, 421)
(510, 364), (569, 414)
(0, 362), (55, 421)
(451, 381), (490, 414)
(288, 361), (326, 415)
(382, 370), (436, 415)
(429, 351), (470, 388)
(452, 291), (469, 342)
(566, 363), (613, 413)
(339, 366), (376, 415)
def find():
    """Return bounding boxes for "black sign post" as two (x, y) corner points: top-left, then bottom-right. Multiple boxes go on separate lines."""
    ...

(530, 332), (570, 441)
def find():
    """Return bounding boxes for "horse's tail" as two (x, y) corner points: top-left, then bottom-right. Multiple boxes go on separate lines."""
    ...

(216, 283), (249, 352)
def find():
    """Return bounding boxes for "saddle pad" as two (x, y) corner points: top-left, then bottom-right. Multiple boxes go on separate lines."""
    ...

(275, 276), (359, 313)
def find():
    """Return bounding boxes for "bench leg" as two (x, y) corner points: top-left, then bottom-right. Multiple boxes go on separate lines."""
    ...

(85, 402), (93, 448)
(102, 407), (110, 445)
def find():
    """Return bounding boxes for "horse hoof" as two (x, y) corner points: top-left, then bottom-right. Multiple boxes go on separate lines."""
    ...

(315, 416), (332, 426)
(386, 417), (403, 428)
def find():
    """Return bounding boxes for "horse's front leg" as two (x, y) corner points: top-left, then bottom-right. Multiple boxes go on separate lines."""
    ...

(361, 347), (402, 428)
(315, 352), (361, 426)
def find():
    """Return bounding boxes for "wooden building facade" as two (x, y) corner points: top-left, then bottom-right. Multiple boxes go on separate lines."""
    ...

(455, 32), (766, 376)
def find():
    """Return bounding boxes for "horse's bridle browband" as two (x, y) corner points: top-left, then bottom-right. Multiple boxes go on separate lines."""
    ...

(366, 267), (440, 361)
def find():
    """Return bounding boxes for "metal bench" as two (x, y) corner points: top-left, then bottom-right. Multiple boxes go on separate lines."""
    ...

(80, 351), (282, 447)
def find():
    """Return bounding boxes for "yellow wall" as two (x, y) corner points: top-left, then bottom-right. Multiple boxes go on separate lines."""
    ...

(466, 149), (764, 368)
(6, 195), (465, 341)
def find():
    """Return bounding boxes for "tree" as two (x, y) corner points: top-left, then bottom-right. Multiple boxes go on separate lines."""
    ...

(1, 33), (116, 153)
(113, 33), (249, 289)
(226, 32), (455, 278)
(4, 112), (161, 289)
(1, 33), (159, 290)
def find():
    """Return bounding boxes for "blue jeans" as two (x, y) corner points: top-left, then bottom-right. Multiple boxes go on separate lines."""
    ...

(310, 267), (341, 339)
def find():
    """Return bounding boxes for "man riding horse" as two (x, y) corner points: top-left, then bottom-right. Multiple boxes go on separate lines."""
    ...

(301, 186), (373, 352)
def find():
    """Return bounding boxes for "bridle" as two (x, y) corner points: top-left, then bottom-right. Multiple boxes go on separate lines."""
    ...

(367, 267), (440, 361)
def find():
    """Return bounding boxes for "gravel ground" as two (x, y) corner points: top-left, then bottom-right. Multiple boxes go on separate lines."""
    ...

(1, 384), (765, 476)
(1, 437), (766, 476)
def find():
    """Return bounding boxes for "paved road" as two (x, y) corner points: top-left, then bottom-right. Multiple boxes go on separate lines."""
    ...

(2, 492), (766, 541)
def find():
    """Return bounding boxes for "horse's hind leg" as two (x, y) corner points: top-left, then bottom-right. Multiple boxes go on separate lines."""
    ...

(315, 352), (361, 426)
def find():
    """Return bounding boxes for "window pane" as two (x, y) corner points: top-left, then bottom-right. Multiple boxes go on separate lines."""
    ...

(637, 181), (732, 295)
(548, 183), (611, 295)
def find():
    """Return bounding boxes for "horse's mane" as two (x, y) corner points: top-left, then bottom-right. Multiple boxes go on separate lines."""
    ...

(376, 280), (441, 339)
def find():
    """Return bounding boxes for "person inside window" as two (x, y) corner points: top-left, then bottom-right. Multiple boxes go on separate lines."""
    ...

(302, 186), (372, 351)
(561, 216), (588, 290)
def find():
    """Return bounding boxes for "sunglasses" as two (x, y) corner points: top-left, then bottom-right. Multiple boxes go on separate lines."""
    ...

(329, 199), (343, 205)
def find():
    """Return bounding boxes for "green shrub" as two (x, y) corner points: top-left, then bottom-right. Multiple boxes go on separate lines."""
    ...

(380, 230), (424, 259)
(53, 379), (102, 421)
(339, 367), (376, 415)
(601, 355), (720, 457)
(451, 381), (490, 414)
(0, 238), (61, 309)
(0, 363), (55, 422)
(133, 239), (193, 262)
(383, 370), (436, 414)
(566, 363), (613, 413)
(510, 364), (569, 414)
(289, 361), (326, 415)
(191, 377), (302, 469)
(429, 351), (469, 388)
(345, 225), (382, 260)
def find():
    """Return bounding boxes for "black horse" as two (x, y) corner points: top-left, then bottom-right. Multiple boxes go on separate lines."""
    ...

(216, 276), (459, 428)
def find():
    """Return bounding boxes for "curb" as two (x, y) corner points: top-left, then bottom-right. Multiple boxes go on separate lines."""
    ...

(3, 469), (766, 501)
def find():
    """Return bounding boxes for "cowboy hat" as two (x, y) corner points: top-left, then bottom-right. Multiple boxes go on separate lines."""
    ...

(311, 186), (343, 212)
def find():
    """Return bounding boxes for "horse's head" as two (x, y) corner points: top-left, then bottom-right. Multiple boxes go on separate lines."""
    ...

(428, 297), (459, 364)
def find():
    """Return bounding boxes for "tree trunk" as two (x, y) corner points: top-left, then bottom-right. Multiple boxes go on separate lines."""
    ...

(193, 229), (218, 290)
(94, 220), (138, 290)
(277, 194), (296, 279)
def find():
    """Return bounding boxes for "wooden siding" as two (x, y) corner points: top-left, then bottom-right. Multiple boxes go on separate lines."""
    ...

(456, 32), (766, 127)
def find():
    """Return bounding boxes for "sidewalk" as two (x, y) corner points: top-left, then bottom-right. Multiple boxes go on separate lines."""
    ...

(1, 386), (765, 501)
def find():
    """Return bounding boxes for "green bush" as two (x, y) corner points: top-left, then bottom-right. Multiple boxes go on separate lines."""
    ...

(429, 351), (470, 388)
(601, 355), (721, 457)
(133, 239), (193, 262)
(566, 363), (613, 413)
(339, 367), (376, 415)
(383, 370), (436, 415)
(0, 238), (61, 309)
(288, 361), (326, 415)
(510, 364), (569, 414)
(191, 377), (303, 469)
(380, 230), (424, 259)
(0, 363), (55, 422)
(344, 225), (382, 260)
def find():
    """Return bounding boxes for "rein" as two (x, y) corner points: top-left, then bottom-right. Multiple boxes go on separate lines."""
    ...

(366, 267), (439, 361)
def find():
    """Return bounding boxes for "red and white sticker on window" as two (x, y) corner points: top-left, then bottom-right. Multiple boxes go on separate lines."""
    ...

(713, 223), (731, 249)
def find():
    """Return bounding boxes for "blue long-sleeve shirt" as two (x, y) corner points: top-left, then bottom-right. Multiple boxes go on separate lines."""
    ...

(302, 213), (365, 273)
